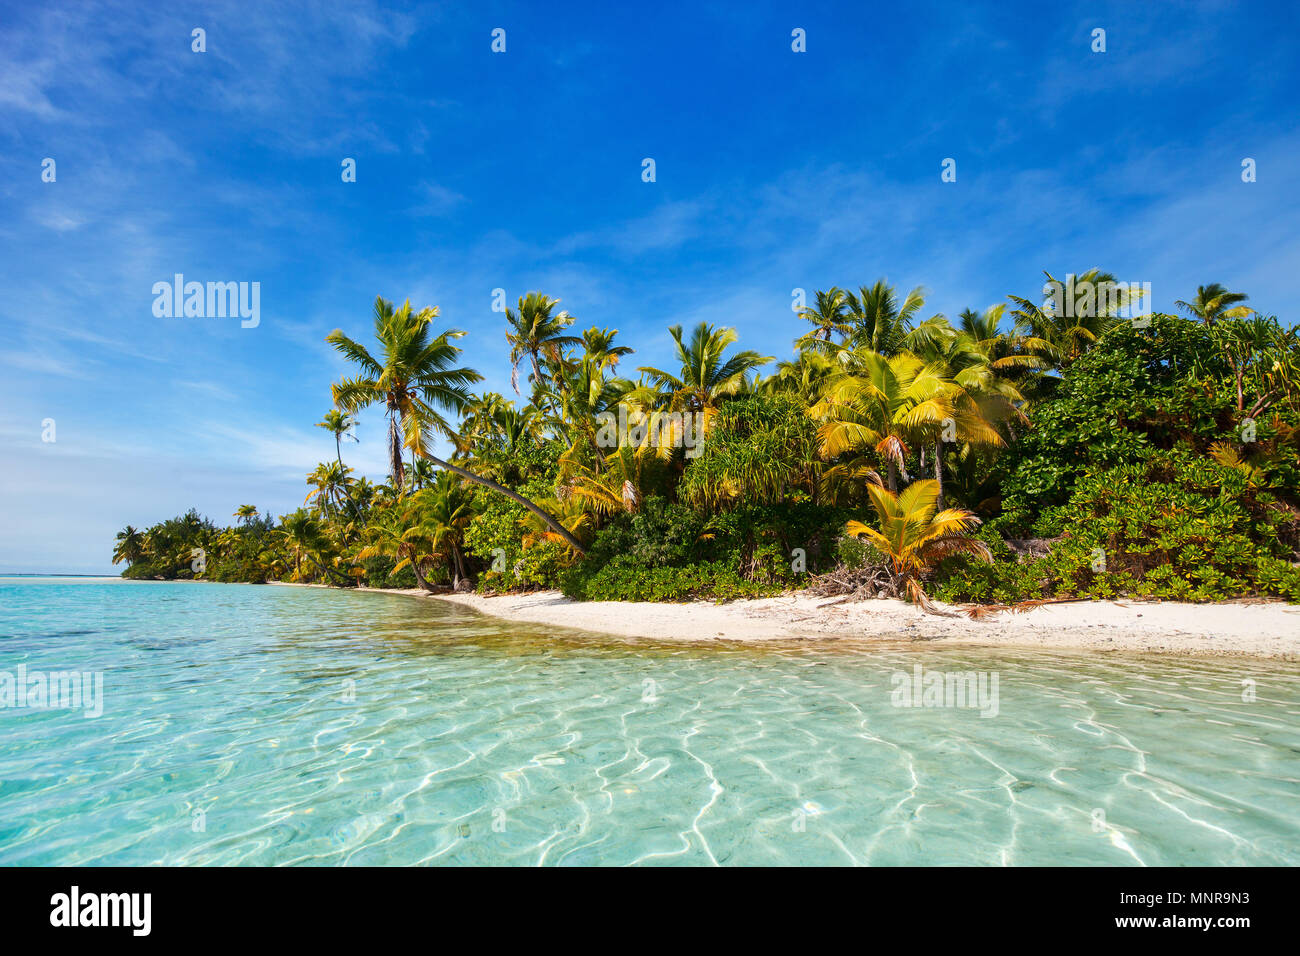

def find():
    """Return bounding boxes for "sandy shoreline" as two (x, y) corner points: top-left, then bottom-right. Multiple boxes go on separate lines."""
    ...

(268, 583), (1300, 659)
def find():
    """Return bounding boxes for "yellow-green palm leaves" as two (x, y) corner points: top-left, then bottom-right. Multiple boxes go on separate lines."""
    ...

(638, 322), (773, 432)
(1175, 283), (1253, 326)
(504, 292), (581, 394)
(813, 351), (1001, 491)
(1008, 269), (1138, 370)
(845, 479), (990, 606)
(327, 296), (482, 495)
(315, 409), (358, 467)
(561, 443), (666, 517)
(112, 526), (145, 566)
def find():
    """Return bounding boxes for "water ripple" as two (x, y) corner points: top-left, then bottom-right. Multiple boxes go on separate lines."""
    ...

(0, 578), (1297, 866)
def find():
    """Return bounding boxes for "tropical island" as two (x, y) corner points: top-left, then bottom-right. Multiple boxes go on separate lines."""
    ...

(110, 274), (1300, 653)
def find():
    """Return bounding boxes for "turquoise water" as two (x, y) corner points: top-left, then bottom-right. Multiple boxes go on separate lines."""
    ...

(0, 577), (1297, 866)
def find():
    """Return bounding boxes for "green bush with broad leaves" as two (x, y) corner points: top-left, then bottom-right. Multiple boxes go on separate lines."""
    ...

(936, 448), (1300, 603)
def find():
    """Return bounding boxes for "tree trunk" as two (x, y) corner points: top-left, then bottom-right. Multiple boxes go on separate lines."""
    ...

(307, 553), (348, 586)
(419, 451), (586, 555)
(409, 553), (439, 593)
(886, 460), (899, 494)
(452, 542), (468, 589)
(388, 414), (404, 495)
(933, 439), (945, 511)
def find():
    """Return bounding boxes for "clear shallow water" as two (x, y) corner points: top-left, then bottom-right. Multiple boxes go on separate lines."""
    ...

(0, 577), (1297, 866)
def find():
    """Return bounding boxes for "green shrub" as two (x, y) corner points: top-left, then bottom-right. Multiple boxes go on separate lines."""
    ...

(936, 447), (1300, 603)
(560, 556), (781, 602)
(464, 475), (574, 592)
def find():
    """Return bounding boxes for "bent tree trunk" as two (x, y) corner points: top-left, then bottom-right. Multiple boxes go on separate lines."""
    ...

(408, 552), (440, 593)
(420, 452), (586, 556)
(307, 553), (349, 586)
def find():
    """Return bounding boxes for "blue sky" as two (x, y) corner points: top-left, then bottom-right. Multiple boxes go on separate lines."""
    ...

(2, 0), (1298, 573)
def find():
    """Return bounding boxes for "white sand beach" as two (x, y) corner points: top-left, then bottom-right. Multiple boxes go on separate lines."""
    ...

(338, 585), (1300, 658)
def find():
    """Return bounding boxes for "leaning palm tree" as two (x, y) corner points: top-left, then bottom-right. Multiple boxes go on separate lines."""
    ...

(1175, 283), (1253, 326)
(327, 295), (586, 553)
(504, 292), (582, 394)
(637, 322), (774, 433)
(315, 410), (358, 467)
(112, 526), (145, 566)
(845, 479), (991, 610)
(232, 505), (259, 527)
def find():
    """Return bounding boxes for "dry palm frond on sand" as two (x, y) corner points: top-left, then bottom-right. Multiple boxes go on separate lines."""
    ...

(960, 598), (1089, 620)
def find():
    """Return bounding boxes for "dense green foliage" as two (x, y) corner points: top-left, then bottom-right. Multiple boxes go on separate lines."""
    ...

(117, 278), (1300, 608)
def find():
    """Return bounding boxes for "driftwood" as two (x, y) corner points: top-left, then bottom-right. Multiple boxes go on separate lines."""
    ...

(1003, 537), (1062, 561)
(805, 564), (901, 604)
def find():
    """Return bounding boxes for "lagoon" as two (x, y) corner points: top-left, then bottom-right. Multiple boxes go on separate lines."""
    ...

(1, 577), (1296, 865)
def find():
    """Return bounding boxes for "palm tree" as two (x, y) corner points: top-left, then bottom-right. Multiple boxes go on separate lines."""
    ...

(794, 288), (852, 351)
(561, 444), (666, 517)
(812, 350), (996, 494)
(232, 505), (259, 527)
(545, 350), (627, 460)
(328, 295), (586, 553)
(843, 280), (926, 355)
(637, 322), (774, 433)
(328, 296), (478, 496)
(1175, 283), (1253, 326)
(276, 510), (341, 583)
(504, 292), (582, 394)
(304, 461), (354, 517)
(845, 479), (990, 609)
(355, 497), (451, 592)
(902, 316), (1025, 506)
(1008, 269), (1133, 370)
(580, 326), (634, 368)
(412, 472), (477, 588)
(347, 477), (380, 521)
(761, 349), (837, 407)
(956, 305), (1043, 374)
(315, 410), (358, 467)
(112, 526), (145, 566)
(407, 457), (439, 491)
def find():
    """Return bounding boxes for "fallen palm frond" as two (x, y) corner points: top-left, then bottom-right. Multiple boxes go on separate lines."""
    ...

(960, 597), (1087, 620)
